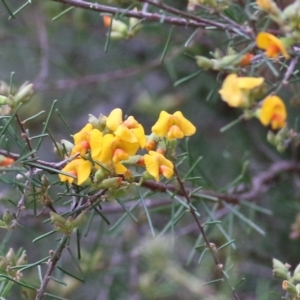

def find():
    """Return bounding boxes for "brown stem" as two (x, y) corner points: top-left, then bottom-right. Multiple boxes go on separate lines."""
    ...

(173, 166), (240, 300)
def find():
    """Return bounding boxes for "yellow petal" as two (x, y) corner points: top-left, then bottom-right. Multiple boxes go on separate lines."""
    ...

(256, 32), (290, 59)
(114, 124), (137, 143)
(173, 111), (196, 137)
(238, 77), (264, 89)
(73, 123), (93, 145)
(259, 95), (287, 129)
(219, 74), (245, 107)
(77, 160), (92, 185)
(90, 129), (103, 158)
(106, 108), (123, 131)
(151, 111), (171, 137)
(160, 165), (174, 179)
(114, 162), (128, 174)
(99, 134), (115, 163)
(167, 125), (184, 140)
(131, 124), (146, 148)
(144, 153), (159, 181)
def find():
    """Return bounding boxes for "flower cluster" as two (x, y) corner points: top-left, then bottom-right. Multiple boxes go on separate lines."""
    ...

(219, 73), (287, 130)
(58, 109), (196, 186)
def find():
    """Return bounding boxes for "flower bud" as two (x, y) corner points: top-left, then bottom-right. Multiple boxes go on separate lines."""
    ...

(50, 212), (66, 224)
(3, 210), (14, 225)
(98, 177), (123, 189)
(16, 252), (27, 266)
(0, 155), (14, 167)
(0, 81), (10, 96)
(61, 139), (74, 156)
(267, 131), (276, 145)
(273, 268), (289, 279)
(0, 95), (8, 105)
(282, 280), (298, 295)
(273, 258), (290, 271)
(72, 211), (87, 228)
(5, 248), (16, 265)
(195, 56), (214, 70)
(14, 83), (33, 104)
(94, 167), (110, 182)
(88, 114), (102, 130)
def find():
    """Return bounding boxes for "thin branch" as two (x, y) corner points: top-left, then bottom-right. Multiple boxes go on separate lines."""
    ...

(50, 0), (249, 34)
(35, 235), (69, 300)
(174, 166), (240, 300)
(2, 147), (300, 205)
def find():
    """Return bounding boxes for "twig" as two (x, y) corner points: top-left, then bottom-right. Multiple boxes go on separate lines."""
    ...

(49, 0), (249, 35)
(35, 235), (69, 300)
(15, 114), (36, 217)
(173, 166), (240, 300)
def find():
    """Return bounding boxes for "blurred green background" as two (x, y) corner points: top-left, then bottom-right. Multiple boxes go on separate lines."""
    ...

(1, 1), (300, 299)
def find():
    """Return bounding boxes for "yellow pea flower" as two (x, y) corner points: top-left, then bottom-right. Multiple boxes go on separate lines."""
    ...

(59, 159), (92, 185)
(256, 32), (290, 59)
(219, 74), (264, 107)
(151, 111), (196, 140)
(71, 124), (103, 157)
(96, 134), (139, 174)
(256, 0), (280, 14)
(144, 151), (174, 181)
(106, 108), (146, 148)
(259, 95), (287, 130)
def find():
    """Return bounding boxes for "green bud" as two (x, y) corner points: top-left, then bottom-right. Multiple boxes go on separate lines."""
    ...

(65, 220), (75, 233)
(16, 252), (27, 266)
(195, 56), (214, 70)
(0, 256), (7, 270)
(94, 167), (110, 182)
(293, 262), (300, 277)
(216, 54), (243, 69)
(141, 171), (155, 182)
(282, 280), (298, 295)
(0, 81), (9, 96)
(111, 19), (128, 34)
(129, 16), (141, 35)
(72, 211), (87, 228)
(0, 95), (9, 105)
(5, 248), (16, 265)
(14, 83), (34, 104)
(88, 114), (101, 130)
(98, 177), (122, 189)
(273, 258), (290, 271)
(122, 155), (143, 166)
(267, 131), (276, 145)
(61, 139), (74, 156)
(292, 272), (300, 281)
(110, 31), (127, 40)
(273, 268), (289, 279)
(50, 211), (66, 225)
(276, 143), (286, 153)
(0, 220), (8, 228)
(98, 113), (107, 131)
(3, 210), (14, 226)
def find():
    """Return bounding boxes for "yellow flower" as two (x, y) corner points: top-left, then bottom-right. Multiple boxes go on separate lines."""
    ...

(259, 95), (287, 129)
(144, 151), (174, 181)
(71, 124), (103, 157)
(59, 159), (92, 185)
(219, 74), (264, 107)
(256, 0), (279, 13)
(151, 111), (196, 140)
(256, 32), (290, 59)
(106, 108), (146, 148)
(96, 134), (139, 174)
